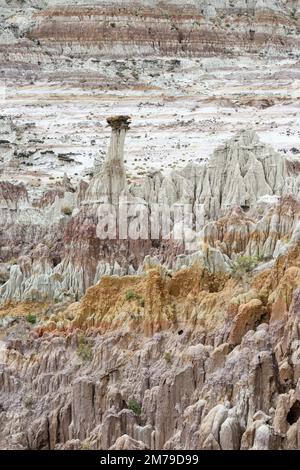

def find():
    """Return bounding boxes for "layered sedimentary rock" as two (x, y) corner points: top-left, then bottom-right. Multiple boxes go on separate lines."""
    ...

(23, 1), (300, 58)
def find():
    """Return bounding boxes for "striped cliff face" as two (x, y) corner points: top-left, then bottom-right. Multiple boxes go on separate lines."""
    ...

(1, 1), (299, 63)
(26, 1), (299, 57)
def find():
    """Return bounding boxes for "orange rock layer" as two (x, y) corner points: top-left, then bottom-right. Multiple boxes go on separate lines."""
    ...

(33, 242), (300, 348)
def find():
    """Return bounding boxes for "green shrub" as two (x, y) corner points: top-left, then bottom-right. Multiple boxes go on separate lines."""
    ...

(26, 314), (37, 324)
(231, 255), (263, 279)
(77, 335), (93, 362)
(61, 206), (72, 216)
(128, 398), (142, 416)
(125, 289), (136, 301)
(23, 395), (34, 408)
(164, 351), (172, 364)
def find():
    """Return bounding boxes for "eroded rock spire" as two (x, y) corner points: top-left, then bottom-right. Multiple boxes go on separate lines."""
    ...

(85, 115), (131, 204)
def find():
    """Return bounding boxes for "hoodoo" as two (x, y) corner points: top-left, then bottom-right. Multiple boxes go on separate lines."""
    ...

(85, 115), (131, 205)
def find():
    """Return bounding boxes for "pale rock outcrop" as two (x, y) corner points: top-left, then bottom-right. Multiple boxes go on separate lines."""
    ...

(84, 116), (130, 205)
(134, 130), (289, 224)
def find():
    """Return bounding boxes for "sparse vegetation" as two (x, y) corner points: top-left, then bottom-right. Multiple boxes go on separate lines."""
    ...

(164, 351), (172, 364)
(127, 398), (142, 416)
(77, 335), (93, 362)
(257, 206), (264, 215)
(23, 395), (34, 408)
(231, 255), (264, 280)
(125, 289), (144, 307)
(26, 313), (37, 324)
(80, 442), (91, 450)
(125, 289), (136, 300)
(61, 206), (72, 216)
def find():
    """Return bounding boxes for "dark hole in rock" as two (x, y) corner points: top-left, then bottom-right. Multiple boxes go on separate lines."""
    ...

(178, 330), (184, 335)
(254, 310), (270, 328)
(52, 257), (61, 267)
(249, 29), (255, 41)
(287, 400), (300, 425)
(151, 239), (160, 249)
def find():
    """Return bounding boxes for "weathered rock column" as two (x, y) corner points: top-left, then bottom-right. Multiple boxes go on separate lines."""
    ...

(85, 115), (131, 204)
(101, 115), (131, 204)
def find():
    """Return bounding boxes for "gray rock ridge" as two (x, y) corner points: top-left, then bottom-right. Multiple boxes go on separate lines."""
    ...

(131, 130), (290, 220)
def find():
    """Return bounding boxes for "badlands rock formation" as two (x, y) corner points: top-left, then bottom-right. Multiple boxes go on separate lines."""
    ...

(1, 1), (299, 187)
(1, 120), (299, 303)
(1, 117), (300, 449)
(0, 0), (300, 453)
